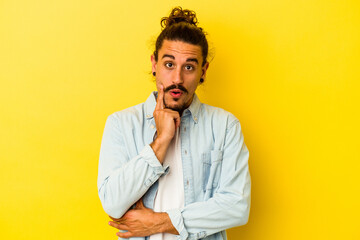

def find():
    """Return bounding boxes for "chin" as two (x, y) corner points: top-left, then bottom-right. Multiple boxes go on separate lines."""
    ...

(165, 101), (185, 113)
(166, 104), (184, 113)
(164, 95), (191, 113)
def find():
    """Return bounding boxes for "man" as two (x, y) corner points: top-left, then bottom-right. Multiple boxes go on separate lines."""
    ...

(98, 7), (251, 240)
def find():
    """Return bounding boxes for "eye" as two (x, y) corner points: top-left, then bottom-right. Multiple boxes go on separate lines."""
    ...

(165, 62), (174, 68)
(185, 65), (194, 71)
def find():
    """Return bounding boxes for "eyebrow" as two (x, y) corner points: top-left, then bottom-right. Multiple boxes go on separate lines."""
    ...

(186, 58), (199, 64)
(162, 54), (175, 60)
(162, 54), (199, 64)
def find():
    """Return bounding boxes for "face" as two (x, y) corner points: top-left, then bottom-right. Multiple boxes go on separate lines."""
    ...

(151, 40), (209, 113)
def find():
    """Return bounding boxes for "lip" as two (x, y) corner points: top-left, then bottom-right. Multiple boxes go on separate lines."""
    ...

(169, 89), (184, 98)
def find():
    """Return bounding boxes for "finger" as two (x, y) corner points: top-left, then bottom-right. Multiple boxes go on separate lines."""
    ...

(108, 215), (122, 222)
(175, 115), (181, 129)
(108, 221), (129, 230)
(113, 219), (126, 224)
(168, 111), (181, 128)
(135, 198), (144, 209)
(116, 231), (132, 238)
(156, 85), (165, 110)
(162, 110), (181, 128)
(109, 215), (126, 224)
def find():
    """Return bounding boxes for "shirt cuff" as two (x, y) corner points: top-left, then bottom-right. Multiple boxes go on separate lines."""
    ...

(140, 145), (169, 187)
(166, 209), (188, 240)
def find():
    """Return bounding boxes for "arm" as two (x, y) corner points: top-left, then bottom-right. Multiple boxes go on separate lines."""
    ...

(109, 199), (178, 238)
(107, 119), (250, 239)
(97, 114), (167, 218)
(167, 120), (251, 240)
(98, 86), (181, 219)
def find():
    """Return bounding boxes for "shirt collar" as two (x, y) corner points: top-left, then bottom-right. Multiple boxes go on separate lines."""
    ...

(144, 91), (201, 124)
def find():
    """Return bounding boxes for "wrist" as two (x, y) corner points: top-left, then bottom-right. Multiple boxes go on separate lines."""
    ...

(156, 133), (173, 144)
(150, 137), (171, 164)
(153, 212), (178, 235)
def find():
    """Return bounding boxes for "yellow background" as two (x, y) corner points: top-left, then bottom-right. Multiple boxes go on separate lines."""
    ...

(1, 0), (359, 239)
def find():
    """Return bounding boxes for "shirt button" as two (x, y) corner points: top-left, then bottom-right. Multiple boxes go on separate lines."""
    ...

(184, 150), (187, 155)
(184, 127), (186, 132)
(150, 125), (155, 129)
(146, 114), (151, 118)
(186, 180), (189, 185)
(194, 116), (198, 121)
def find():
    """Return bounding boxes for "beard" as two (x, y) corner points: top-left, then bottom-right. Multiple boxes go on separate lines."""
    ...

(164, 99), (185, 113)
(163, 84), (189, 114)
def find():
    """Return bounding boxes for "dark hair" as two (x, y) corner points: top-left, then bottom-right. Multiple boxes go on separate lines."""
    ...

(154, 7), (208, 66)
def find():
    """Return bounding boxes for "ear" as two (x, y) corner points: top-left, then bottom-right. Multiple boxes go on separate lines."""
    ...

(200, 62), (210, 81)
(151, 55), (157, 73)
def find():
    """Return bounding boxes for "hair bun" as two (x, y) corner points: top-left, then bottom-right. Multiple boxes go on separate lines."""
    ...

(161, 7), (198, 29)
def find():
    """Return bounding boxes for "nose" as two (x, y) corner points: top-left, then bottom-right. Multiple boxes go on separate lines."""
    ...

(172, 67), (183, 85)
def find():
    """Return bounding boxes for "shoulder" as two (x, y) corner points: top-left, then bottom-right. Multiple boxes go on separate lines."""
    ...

(199, 103), (240, 131)
(106, 102), (146, 128)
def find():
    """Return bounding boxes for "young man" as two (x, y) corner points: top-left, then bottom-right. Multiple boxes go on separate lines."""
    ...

(98, 7), (251, 240)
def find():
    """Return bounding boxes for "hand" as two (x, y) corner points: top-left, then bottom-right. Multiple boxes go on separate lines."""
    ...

(108, 199), (178, 238)
(150, 85), (181, 163)
(153, 85), (181, 142)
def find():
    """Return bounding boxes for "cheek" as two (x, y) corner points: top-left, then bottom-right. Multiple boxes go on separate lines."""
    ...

(188, 79), (200, 92)
(156, 73), (171, 86)
(156, 77), (166, 89)
(189, 85), (198, 94)
(155, 79), (161, 89)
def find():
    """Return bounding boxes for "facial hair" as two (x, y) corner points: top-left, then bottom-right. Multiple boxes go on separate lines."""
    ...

(164, 84), (188, 94)
(163, 84), (189, 113)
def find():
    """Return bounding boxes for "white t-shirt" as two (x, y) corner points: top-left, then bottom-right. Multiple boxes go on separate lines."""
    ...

(150, 128), (184, 240)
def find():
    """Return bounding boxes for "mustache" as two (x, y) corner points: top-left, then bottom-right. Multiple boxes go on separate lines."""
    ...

(164, 84), (188, 93)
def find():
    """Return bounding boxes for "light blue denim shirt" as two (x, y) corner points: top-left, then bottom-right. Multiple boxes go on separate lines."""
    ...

(98, 92), (251, 240)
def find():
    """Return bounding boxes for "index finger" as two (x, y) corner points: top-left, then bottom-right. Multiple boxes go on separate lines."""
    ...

(156, 85), (165, 110)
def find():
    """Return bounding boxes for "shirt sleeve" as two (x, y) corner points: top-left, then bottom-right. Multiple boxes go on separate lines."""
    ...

(97, 114), (167, 218)
(166, 120), (251, 240)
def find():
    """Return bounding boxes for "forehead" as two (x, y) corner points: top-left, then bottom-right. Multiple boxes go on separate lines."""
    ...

(158, 40), (202, 62)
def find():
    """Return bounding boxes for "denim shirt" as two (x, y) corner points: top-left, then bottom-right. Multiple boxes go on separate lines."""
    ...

(98, 92), (251, 240)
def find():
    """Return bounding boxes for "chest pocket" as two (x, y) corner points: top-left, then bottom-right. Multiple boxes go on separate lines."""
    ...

(202, 150), (223, 199)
